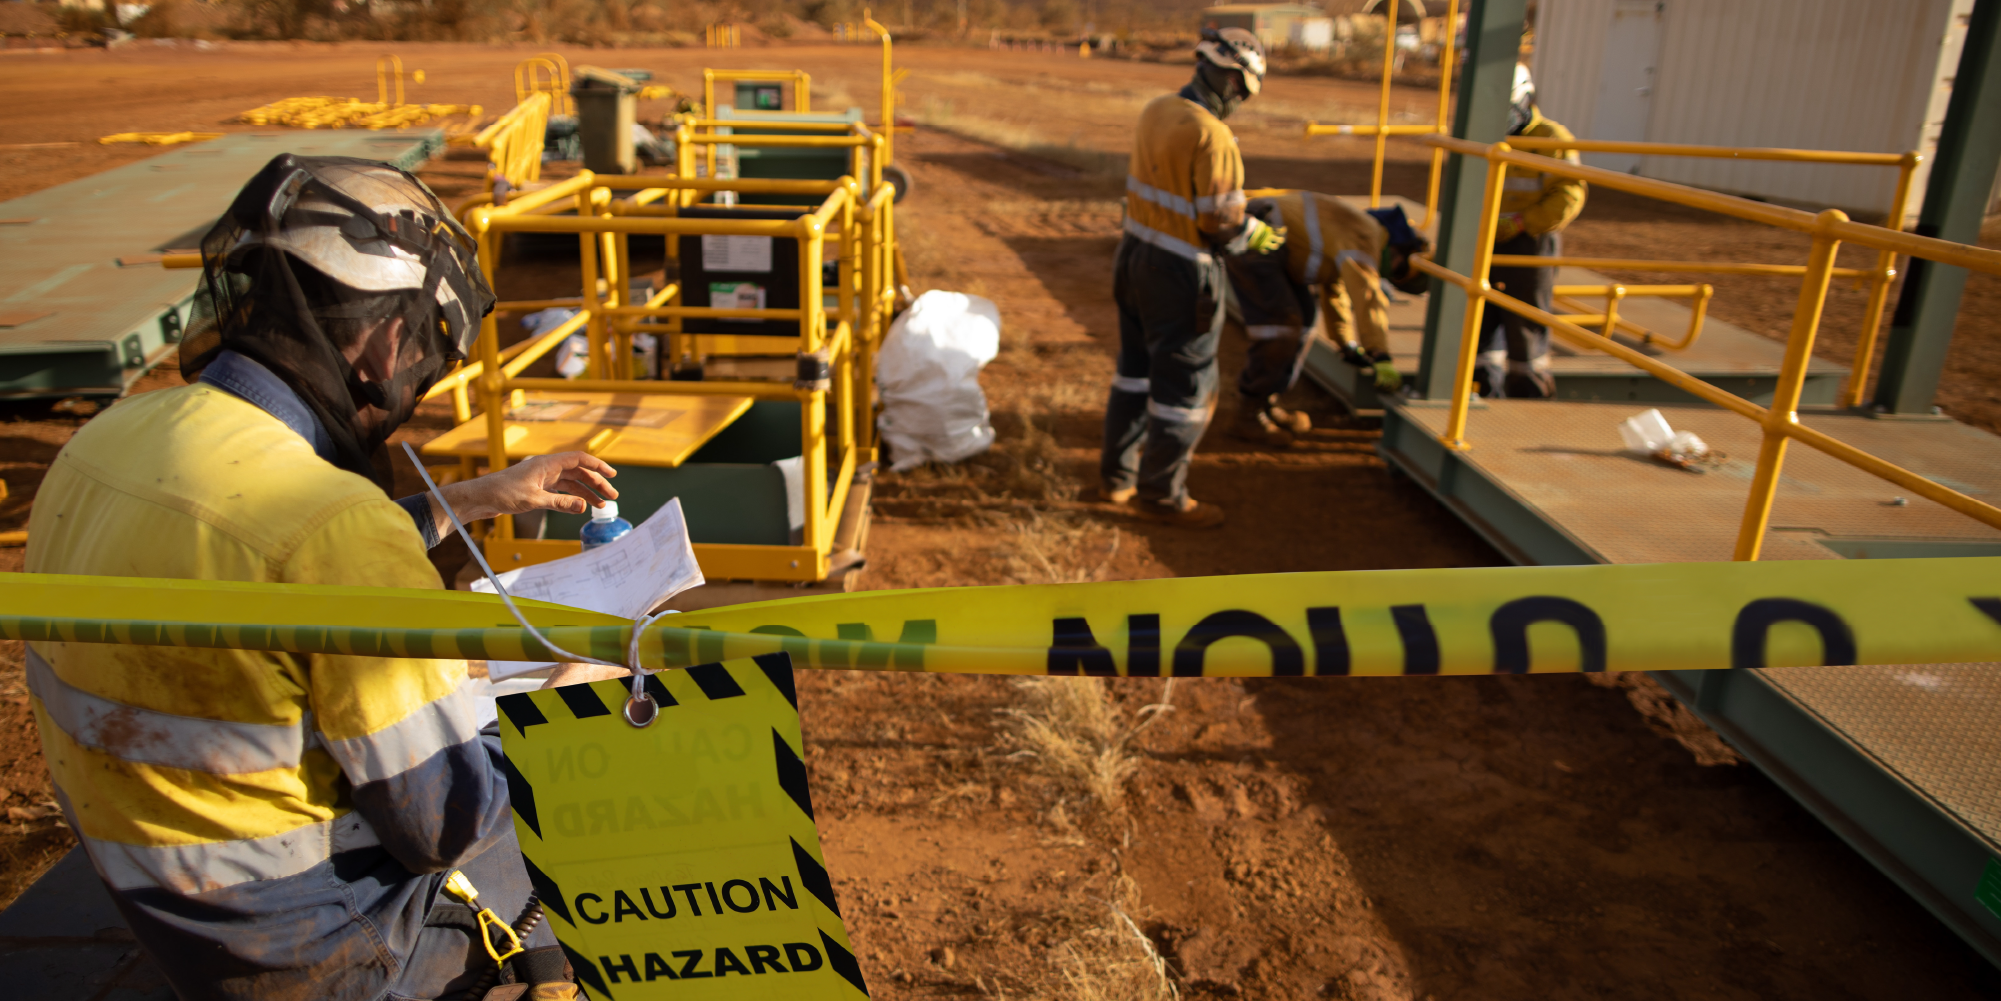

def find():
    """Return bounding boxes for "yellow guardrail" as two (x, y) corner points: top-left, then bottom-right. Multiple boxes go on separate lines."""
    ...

(1305, 0), (1459, 226)
(427, 124), (897, 582)
(1413, 134), (2001, 562)
(514, 52), (574, 118)
(1503, 137), (1920, 406)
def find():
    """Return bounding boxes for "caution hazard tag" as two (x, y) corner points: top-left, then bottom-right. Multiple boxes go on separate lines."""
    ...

(495, 653), (868, 1000)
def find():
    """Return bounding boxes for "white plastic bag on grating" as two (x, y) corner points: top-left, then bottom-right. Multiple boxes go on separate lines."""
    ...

(876, 291), (1002, 472)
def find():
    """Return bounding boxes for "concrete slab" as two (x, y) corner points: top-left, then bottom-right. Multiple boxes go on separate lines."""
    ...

(0, 129), (441, 398)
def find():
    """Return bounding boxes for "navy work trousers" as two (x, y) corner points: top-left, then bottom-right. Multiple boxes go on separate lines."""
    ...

(1476, 230), (1559, 398)
(1101, 235), (1227, 508)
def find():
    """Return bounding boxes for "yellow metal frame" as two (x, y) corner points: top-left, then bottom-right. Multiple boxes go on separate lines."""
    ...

(1305, 0), (1459, 226)
(426, 125), (898, 583)
(703, 70), (811, 117)
(1413, 134), (2001, 561)
(514, 53), (575, 118)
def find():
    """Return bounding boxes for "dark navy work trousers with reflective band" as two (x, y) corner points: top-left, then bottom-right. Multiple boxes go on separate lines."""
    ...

(1101, 235), (1227, 507)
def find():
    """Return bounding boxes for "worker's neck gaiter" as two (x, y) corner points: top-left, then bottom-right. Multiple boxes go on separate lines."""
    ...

(1187, 64), (1244, 120)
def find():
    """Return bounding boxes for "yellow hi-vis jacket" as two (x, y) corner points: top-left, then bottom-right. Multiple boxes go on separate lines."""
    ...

(1265, 190), (1393, 355)
(1501, 109), (1588, 237)
(24, 381), (508, 997)
(1124, 90), (1247, 261)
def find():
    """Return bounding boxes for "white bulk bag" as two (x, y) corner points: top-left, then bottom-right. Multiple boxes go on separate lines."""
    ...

(875, 291), (1002, 471)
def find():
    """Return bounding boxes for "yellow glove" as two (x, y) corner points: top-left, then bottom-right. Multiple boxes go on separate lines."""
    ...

(1371, 358), (1402, 393)
(1493, 213), (1527, 243)
(1245, 217), (1287, 255)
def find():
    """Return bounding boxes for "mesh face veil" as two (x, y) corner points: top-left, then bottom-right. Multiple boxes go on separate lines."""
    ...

(184, 154), (495, 488)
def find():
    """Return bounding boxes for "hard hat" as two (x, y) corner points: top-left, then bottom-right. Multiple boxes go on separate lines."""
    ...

(1511, 64), (1536, 108)
(187, 154), (497, 489)
(213, 155), (492, 361)
(1508, 63), (1537, 134)
(1196, 27), (1267, 97)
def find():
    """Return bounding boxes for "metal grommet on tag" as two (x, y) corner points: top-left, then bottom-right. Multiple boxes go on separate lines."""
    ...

(624, 692), (658, 727)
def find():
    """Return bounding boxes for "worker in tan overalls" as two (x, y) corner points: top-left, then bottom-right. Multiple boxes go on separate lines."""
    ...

(1224, 193), (1432, 445)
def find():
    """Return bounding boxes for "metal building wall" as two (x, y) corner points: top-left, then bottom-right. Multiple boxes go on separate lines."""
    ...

(1534, 0), (1969, 222)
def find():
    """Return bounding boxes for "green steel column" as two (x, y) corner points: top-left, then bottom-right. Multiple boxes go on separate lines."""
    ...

(1872, 0), (2001, 414)
(1416, 0), (1529, 400)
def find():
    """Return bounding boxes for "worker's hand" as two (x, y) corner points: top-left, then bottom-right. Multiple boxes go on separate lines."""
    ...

(434, 452), (618, 524)
(541, 663), (634, 689)
(1245, 217), (1287, 255)
(1492, 213), (1527, 243)
(1370, 358), (1403, 393)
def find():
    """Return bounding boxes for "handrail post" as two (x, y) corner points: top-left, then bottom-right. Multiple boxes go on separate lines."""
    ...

(1440, 143), (1510, 450)
(1733, 210), (1847, 561)
(577, 186), (606, 380)
(1371, 1), (1398, 207)
(472, 213), (512, 545)
(1842, 151), (1920, 407)
(1421, 0), (1459, 227)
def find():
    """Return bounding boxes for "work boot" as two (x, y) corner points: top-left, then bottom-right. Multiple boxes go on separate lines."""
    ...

(1099, 483), (1137, 504)
(1128, 496), (1226, 529)
(1228, 406), (1293, 448)
(1265, 402), (1311, 434)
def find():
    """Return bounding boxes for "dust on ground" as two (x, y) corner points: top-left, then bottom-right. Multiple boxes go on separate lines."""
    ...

(0, 43), (1997, 1000)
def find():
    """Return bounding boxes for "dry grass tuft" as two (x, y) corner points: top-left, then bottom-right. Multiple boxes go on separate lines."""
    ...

(1001, 677), (1172, 809)
(980, 875), (1180, 1001)
(981, 510), (1121, 585)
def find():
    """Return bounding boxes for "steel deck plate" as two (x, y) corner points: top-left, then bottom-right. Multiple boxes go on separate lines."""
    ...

(1386, 399), (2001, 564)
(1379, 397), (2001, 964)
(0, 130), (441, 398)
(1761, 663), (2001, 851)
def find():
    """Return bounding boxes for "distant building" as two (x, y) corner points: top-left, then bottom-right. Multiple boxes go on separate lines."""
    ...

(1202, 4), (1336, 51)
(1534, 0), (2000, 222)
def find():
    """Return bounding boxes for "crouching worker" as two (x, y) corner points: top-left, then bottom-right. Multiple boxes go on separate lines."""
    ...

(1224, 193), (1432, 445)
(24, 155), (619, 1001)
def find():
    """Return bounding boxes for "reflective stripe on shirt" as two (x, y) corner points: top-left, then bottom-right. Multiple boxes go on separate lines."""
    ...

(321, 682), (485, 785)
(28, 647), (314, 776)
(1112, 375), (1151, 393)
(1127, 175), (1196, 219)
(1123, 217), (1210, 263)
(70, 789), (381, 894)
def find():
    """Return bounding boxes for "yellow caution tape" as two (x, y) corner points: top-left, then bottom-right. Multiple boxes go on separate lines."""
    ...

(497, 657), (866, 998)
(2, 557), (1999, 675)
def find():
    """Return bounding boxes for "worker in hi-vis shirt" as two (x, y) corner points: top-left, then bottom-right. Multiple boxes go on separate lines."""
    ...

(1100, 26), (1284, 529)
(1223, 192), (1432, 446)
(1479, 65), (1588, 398)
(24, 156), (615, 1001)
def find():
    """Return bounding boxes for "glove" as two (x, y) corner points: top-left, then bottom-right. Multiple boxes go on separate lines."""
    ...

(1493, 213), (1527, 243)
(1245, 217), (1287, 255)
(1370, 358), (1402, 393)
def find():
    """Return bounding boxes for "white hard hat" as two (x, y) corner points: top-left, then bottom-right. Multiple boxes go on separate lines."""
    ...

(1197, 27), (1268, 96)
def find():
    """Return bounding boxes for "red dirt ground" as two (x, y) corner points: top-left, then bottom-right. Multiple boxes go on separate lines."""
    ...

(0, 42), (1997, 1000)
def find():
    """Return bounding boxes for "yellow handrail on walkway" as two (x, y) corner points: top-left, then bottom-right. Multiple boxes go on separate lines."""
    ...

(1305, 0), (1457, 226)
(1413, 134), (2001, 561)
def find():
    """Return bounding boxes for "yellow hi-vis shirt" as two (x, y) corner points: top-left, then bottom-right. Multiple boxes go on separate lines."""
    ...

(1124, 92), (1247, 261)
(1263, 190), (1393, 356)
(1501, 109), (1588, 237)
(23, 381), (510, 996)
